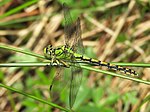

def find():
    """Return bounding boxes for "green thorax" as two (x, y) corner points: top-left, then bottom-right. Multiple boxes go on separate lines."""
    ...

(44, 45), (81, 61)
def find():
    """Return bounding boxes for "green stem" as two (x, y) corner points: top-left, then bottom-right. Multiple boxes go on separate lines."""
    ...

(80, 65), (150, 85)
(0, 62), (149, 85)
(0, 62), (61, 67)
(111, 62), (150, 67)
(0, 43), (45, 59)
(0, 43), (150, 67)
(0, 83), (70, 112)
(0, 0), (38, 19)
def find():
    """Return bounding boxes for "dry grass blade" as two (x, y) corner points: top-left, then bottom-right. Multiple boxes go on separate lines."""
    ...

(0, 0), (149, 112)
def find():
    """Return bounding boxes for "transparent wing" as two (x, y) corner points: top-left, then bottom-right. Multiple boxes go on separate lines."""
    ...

(73, 18), (84, 54)
(50, 67), (70, 105)
(63, 3), (84, 108)
(68, 19), (84, 108)
(69, 64), (82, 108)
(63, 3), (74, 46)
(63, 3), (84, 54)
(49, 68), (63, 102)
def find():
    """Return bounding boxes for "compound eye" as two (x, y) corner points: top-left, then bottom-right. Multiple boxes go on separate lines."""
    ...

(47, 45), (53, 51)
(44, 46), (53, 59)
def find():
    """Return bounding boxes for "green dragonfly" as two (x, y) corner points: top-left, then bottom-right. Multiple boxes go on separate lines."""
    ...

(44, 3), (138, 109)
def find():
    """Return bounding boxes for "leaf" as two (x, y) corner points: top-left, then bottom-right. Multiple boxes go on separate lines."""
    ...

(92, 87), (104, 105)
(36, 69), (49, 85)
(0, 70), (4, 81)
(117, 33), (127, 43)
(102, 93), (120, 106)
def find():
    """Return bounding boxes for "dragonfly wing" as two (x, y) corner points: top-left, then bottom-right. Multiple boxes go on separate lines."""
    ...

(50, 67), (70, 104)
(63, 3), (84, 109)
(72, 18), (84, 54)
(63, 3), (74, 46)
(50, 68), (63, 101)
(63, 3), (84, 54)
(62, 3), (84, 109)
(69, 63), (82, 108)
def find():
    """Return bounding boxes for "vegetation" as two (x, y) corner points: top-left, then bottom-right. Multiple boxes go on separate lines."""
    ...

(0, 0), (150, 112)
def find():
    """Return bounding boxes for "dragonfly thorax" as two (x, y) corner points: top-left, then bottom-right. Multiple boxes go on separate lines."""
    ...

(44, 45), (74, 60)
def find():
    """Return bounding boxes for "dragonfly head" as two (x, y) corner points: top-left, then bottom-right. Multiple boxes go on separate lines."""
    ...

(44, 45), (53, 59)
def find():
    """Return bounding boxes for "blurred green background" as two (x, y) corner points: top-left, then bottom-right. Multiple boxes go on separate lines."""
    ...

(0, 0), (150, 112)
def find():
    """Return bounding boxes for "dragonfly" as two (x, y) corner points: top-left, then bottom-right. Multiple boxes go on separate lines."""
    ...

(44, 3), (138, 109)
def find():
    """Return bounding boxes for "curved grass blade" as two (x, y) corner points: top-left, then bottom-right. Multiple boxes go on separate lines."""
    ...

(0, 83), (70, 112)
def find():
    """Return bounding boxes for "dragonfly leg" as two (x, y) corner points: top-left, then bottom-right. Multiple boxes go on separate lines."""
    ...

(59, 60), (70, 68)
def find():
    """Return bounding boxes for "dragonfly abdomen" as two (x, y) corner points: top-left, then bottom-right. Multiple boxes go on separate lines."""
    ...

(75, 55), (138, 76)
